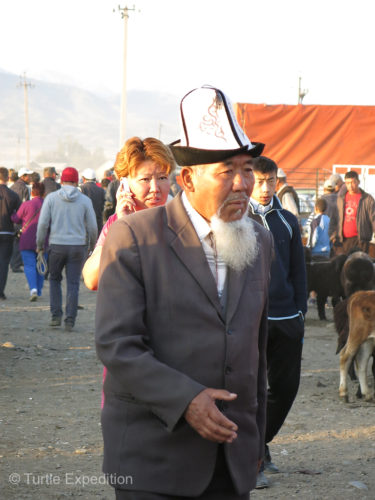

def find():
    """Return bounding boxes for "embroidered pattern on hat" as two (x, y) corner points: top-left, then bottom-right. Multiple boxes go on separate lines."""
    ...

(200, 94), (226, 141)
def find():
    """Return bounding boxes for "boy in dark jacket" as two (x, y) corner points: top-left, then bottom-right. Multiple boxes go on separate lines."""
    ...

(248, 156), (307, 489)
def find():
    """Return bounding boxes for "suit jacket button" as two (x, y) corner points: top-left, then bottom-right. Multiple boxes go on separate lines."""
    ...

(227, 329), (233, 335)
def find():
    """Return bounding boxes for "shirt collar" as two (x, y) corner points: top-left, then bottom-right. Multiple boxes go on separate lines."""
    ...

(249, 197), (274, 215)
(181, 191), (211, 241)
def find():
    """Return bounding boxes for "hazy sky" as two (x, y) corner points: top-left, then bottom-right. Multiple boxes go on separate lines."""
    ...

(1, 0), (375, 105)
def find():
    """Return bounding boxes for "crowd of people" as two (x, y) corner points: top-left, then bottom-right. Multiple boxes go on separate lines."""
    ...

(1, 84), (375, 499)
(0, 165), (110, 307)
(305, 170), (375, 258)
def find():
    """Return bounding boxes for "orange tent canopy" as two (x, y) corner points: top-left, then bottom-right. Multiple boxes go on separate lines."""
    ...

(235, 103), (375, 189)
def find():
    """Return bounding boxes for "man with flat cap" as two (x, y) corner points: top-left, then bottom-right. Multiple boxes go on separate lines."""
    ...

(42, 166), (61, 196)
(96, 85), (273, 499)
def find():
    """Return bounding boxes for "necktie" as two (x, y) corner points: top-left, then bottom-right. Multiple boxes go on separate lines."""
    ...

(207, 232), (219, 286)
(207, 232), (227, 313)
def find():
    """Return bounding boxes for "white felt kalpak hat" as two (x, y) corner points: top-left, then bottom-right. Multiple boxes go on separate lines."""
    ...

(170, 85), (264, 166)
(276, 167), (287, 178)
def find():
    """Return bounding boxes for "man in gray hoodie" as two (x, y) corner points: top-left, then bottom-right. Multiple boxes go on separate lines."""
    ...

(37, 167), (97, 331)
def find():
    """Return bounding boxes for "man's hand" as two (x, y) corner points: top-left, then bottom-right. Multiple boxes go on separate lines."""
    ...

(184, 389), (238, 443)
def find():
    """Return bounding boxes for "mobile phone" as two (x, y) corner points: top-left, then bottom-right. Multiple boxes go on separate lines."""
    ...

(120, 177), (131, 193)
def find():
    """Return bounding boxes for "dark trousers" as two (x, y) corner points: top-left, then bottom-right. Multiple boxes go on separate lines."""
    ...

(10, 235), (23, 271)
(265, 317), (304, 444)
(342, 236), (369, 255)
(115, 447), (249, 500)
(49, 244), (86, 323)
(0, 235), (13, 296)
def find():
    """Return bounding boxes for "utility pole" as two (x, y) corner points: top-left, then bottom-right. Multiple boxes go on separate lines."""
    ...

(115, 4), (136, 147)
(298, 76), (308, 104)
(16, 135), (21, 168)
(17, 73), (34, 168)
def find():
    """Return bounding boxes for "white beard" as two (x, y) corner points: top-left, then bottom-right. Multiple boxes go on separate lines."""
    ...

(210, 213), (258, 272)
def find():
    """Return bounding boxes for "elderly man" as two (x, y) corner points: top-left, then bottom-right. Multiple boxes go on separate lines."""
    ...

(276, 168), (300, 219)
(96, 86), (273, 500)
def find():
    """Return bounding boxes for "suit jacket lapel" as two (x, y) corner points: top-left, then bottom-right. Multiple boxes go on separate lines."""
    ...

(166, 194), (224, 319)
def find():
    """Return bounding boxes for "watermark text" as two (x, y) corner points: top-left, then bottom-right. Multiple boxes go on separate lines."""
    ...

(9, 472), (133, 487)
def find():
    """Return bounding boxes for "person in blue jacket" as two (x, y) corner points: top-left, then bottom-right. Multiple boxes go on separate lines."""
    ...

(248, 156), (307, 489)
(307, 197), (331, 259)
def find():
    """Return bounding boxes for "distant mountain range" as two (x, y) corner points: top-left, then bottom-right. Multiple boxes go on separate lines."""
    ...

(0, 69), (180, 167)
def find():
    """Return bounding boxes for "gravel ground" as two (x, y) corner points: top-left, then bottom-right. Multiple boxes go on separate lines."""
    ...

(1, 272), (374, 499)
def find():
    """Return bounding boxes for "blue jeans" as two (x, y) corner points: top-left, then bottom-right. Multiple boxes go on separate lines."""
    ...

(0, 235), (13, 296)
(21, 250), (47, 296)
(49, 244), (86, 324)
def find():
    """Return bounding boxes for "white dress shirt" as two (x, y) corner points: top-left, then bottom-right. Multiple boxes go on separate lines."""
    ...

(181, 191), (227, 299)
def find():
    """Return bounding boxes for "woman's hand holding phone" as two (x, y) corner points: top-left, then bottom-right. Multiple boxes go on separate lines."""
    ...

(116, 178), (136, 217)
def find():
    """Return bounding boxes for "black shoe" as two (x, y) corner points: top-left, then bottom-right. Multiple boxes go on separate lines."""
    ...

(49, 316), (62, 327)
(0, 293), (6, 301)
(264, 445), (279, 473)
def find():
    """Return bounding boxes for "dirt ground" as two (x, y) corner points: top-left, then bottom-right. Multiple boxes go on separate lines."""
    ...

(1, 271), (374, 500)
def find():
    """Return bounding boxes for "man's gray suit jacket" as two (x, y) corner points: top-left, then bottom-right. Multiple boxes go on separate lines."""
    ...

(95, 193), (273, 496)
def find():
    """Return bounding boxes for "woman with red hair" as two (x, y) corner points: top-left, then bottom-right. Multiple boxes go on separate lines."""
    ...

(82, 137), (176, 408)
(82, 136), (176, 290)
